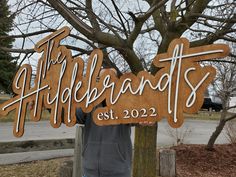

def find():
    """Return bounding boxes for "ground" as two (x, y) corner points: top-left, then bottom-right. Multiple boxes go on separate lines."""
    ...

(173, 144), (236, 177)
(0, 157), (68, 177)
(0, 144), (235, 177)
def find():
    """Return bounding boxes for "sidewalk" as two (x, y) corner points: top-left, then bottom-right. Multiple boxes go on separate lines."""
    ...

(0, 149), (74, 165)
(0, 119), (229, 165)
(0, 121), (77, 142)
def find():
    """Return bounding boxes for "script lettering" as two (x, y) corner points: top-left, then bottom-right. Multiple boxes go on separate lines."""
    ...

(0, 27), (230, 137)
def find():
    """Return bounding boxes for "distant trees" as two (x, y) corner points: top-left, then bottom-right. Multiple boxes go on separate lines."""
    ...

(0, 0), (17, 93)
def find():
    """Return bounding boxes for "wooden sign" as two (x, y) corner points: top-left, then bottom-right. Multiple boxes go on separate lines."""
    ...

(0, 27), (230, 137)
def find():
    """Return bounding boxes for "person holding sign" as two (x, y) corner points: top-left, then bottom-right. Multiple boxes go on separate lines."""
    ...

(1, 27), (229, 177)
(76, 68), (132, 177)
(76, 68), (154, 177)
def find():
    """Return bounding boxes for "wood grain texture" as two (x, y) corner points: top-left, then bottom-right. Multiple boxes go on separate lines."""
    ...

(0, 27), (230, 137)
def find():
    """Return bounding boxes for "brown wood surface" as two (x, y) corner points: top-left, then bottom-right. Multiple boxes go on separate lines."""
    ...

(0, 27), (230, 137)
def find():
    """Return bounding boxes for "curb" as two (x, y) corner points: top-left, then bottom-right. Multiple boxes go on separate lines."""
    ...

(0, 149), (74, 165)
(0, 138), (75, 154)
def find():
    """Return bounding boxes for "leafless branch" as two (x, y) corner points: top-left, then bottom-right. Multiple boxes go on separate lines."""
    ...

(226, 114), (236, 122)
(0, 47), (34, 54)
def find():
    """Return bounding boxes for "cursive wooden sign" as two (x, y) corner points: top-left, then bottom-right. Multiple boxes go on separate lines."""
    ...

(0, 27), (230, 137)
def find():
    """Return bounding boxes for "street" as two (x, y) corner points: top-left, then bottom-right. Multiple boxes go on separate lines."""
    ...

(0, 119), (229, 165)
(0, 119), (228, 146)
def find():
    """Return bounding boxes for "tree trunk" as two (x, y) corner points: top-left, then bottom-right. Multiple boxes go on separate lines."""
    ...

(206, 111), (227, 150)
(133, 125), (158, 177)
(134, 35), (176, 177)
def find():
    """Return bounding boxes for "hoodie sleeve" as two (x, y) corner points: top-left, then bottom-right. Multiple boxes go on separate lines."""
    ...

(75, 108), (87, 124)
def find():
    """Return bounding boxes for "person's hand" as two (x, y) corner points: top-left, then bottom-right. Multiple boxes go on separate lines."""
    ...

(28, 101), (35, 110)
(139, 121), (156, 126)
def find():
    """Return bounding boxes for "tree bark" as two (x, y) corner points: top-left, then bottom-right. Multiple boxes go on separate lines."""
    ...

(133, 125), (158, 177)
(206, 111), (227, 150)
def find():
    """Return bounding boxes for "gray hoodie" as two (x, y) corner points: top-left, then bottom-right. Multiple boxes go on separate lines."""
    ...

(76, 108), (132, 177)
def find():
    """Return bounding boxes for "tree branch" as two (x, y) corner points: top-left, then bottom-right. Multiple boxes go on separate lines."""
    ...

(0, 29), (55, 39)
(200, 59), (236, 65)
(225, 114), (236, 122)
(189, 13), (236, 23)
(0, 47), (34, 54)
(111, 0), (128, 38)
(177, 0), (211, 33)
(46, 0), (94, 37)
(85, 0), (101, 31)
(145, 0), (168, 36)
(127, 0), (168, 46)
(190, 13), (236, 47)
(46, 0), (124, 48)
(140, 0), (168, 20)
(227, 105), (236, 110)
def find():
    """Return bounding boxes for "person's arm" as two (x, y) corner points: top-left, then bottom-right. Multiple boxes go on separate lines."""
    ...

(75, 108), (87, 124)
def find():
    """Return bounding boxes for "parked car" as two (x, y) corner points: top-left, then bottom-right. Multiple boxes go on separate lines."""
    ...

(201, 98), (223, 112)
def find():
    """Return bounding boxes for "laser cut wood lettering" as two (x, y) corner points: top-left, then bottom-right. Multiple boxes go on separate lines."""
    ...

(0, 27), (230, 137)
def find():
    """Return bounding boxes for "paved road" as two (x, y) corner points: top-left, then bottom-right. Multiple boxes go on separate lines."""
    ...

(0, 119), (228, 145)
(0, 121), (77, 142)
(0, 119), (229, 165)
(157, 119), (228, 147)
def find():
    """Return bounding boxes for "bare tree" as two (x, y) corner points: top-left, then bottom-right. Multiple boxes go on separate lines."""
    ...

(1, 0), (236, 176)
(206, 53), (236, 150)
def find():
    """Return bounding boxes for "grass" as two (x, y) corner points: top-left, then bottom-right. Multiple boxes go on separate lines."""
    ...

(0, 95), (51, 122)
(0, 109), (51, 123)
(0, 94), (11, 101)
(184, 111), (221, 120)
(0, 158), (68, 177)
(185, 110), (236, 121)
